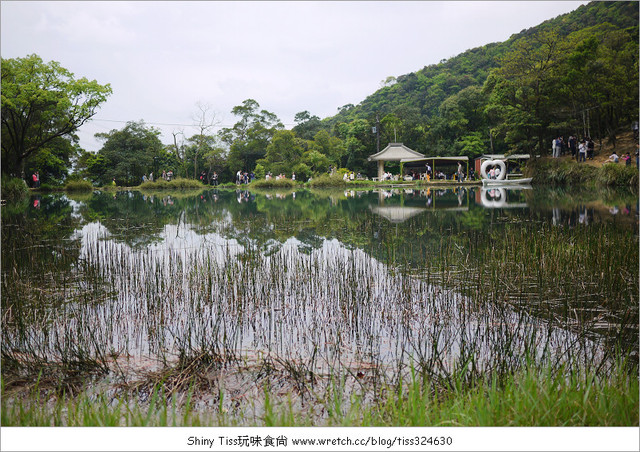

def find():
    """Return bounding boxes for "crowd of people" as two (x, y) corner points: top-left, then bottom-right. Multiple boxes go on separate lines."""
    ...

(266, 172), (292, 181)
(342, 171), (362, 181)
(140, 170), (173, 183)
(236, 170), (255, 184)
(554, 134), (639, 167)
(552, 135), (595, 162)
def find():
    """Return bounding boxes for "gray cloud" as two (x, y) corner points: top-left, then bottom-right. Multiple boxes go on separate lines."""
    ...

(2, 1), (585, 151)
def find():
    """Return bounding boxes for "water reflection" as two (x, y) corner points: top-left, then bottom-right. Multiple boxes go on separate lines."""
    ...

(2, 186), (637, 385)
(479, 187), (529, 209)
(369, 188), (471, 223)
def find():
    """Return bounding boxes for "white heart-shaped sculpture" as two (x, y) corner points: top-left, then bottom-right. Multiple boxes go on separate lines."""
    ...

(480, 159), (506, 180)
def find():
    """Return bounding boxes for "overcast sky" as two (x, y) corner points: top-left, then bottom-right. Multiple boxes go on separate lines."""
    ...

(2, 1), (585, 152)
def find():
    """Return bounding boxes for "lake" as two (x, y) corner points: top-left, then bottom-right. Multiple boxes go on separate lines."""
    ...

(2, 185), (638, 418)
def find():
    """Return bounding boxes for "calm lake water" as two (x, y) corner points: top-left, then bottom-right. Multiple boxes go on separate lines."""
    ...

(2, 186), (638, 385)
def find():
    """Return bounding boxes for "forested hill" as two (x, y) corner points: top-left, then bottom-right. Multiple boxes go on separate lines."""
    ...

(4, 1), (637, 186)
(314, 0), (638, 167)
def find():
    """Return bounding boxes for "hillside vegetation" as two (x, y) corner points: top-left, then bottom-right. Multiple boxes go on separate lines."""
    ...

(3, 2), (638, 186)
(310, 1), (638, 174)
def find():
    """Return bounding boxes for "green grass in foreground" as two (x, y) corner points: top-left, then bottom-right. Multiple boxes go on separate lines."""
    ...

(3, 363), (637, 427)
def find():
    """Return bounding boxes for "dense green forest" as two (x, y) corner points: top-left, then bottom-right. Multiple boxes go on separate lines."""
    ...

(2, 1), (638, 187)
(324, 1), (639, 164)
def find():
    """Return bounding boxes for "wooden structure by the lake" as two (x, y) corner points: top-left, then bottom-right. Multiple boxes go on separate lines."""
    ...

(403, 156), (470, 180)
(368, 143), (425, 180)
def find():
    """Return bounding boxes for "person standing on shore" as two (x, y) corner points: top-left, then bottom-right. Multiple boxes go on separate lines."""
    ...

(568, 135), (577, 157)
(578, 140), (587, 162)
(552, 136), (563, 158)
(587, 138), (595, 160)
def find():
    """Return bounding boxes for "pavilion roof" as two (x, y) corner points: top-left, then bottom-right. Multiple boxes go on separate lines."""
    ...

(368, 143), (424, 162)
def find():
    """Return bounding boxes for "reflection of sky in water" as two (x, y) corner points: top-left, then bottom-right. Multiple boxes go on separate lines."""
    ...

(61, 219), (606, 377)
(8, 187), (631, 379)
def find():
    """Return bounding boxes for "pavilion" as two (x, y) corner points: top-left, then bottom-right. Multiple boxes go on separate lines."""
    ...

(402, 156), (469, 180)
(367, 143), (425, 180)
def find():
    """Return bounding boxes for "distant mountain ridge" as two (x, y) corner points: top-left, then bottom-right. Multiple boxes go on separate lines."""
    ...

(328, 1), (637, 124)
(318, 1), (638, 163)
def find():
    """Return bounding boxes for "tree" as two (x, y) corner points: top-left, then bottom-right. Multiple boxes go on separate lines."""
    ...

(341, 119), (374, 174)
(381, 113), (403, 143)
(380, 76), (397, 88)
(184, 134), (224, 181)
(167, 129), (187, 177)
(90, 121), (163, 186)
(561, 26), (639, 146)
(309, 129), (344, 167)
(24, 135), (80, 185)
(262, 130), (304, 175)
(190, 102), (220, 179)
(1, 54), (112, 178)
(302, 149), (332, 174)
(292, 110), (322, 140)
(219, 99), (283, 171)
(484, 31), (567, 154)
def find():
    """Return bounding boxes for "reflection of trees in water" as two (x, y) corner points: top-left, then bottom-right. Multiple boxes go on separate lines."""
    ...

(2, 194), (81, 278)
(3, 187), (637, 363)
(524, 186), (638, 227)
(540, 202), (637, 228)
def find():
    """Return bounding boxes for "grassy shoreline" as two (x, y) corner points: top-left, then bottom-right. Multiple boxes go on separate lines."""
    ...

(2, 359), (637, 426)
(15, 155), (639, 197)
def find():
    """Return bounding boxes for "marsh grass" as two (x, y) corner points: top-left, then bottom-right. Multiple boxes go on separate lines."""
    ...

(307, 174), (348, 188)
(2, 359), (636, 426)
(1, 191), (638, 426)
(525, 158), (639, 186)
(1, 176), (29, 201)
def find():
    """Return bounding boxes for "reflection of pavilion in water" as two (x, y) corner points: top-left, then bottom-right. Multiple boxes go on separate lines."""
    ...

(370, 188), (470, 223)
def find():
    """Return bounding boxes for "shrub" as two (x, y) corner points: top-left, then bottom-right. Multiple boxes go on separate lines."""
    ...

(139, 177), (204, 190)
(254, 164), (266, 180)
(64, 180), (94, 192)
(292, 163), (311, 182)
(37, 183), (58, 192)
(524, 158), (596, 185)
(307, 173), (346, 188)
(169, 177), (205, 190)
(598, 163), (639, 187)
(251, 178), (296, 189)
(525, 158), (638, 187)
(1, 175), (29, 201)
